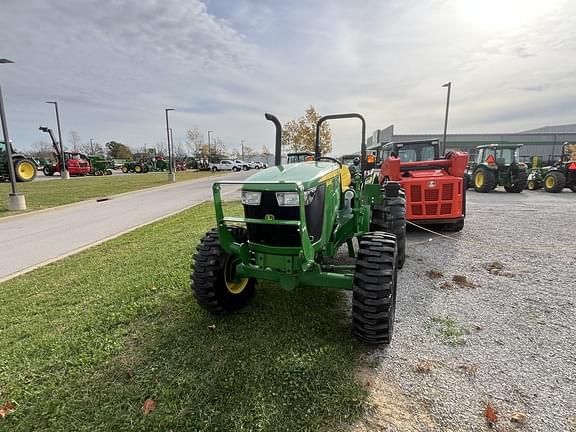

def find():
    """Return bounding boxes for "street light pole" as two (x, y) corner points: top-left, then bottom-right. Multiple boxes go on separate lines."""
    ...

(90, 138), (94, 154)
(0, 58), (26, 210)
(165, 108), (175, 182)
(241, 139), (245, 161)
(441, 82), (452, 156)
(207, 130), (213, 163)
(46, 101), (69, 179)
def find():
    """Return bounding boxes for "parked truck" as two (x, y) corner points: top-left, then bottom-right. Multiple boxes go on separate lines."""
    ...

(209, 160), (242, 172)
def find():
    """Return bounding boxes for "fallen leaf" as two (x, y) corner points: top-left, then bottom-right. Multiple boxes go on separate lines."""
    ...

(425, 270), (443, 279)
(0, 401), (16, 418)
(207, 324), (216, 331)
(485, 401), (498, 425)
(142, 399), (156, 415)
(510, 412), (526, 424)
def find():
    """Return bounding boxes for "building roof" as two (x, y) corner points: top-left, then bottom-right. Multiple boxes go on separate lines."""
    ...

(519, 124), (576, 134)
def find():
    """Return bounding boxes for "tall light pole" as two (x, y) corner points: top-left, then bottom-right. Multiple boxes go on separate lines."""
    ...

(241, 139), (245, 161)
(207, 130), (213, 163)
(0, 58), (26, 211)
(165, 108), (175, 182)
(46, 101), (69, 179)
(441, 82), (452, 156)
(90, 138), (94, 154)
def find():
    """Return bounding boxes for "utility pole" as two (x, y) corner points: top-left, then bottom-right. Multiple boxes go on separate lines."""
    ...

(46, 101), (69, 179)
(0, 58), (26, 210)
(441, 82), (452, 156)
(207, 130), (213, 163)
(241, 139), (245, 160)
(165, 108), (175, 182)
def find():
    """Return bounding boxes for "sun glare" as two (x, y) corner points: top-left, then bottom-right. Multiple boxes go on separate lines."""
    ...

(456, 0), (565, 30)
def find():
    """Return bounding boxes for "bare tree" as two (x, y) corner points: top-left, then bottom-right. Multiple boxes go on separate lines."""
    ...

(79, 139), (105, 156)
(68, 130), (81, 151)
(186, 127), (205, 158)
(30, 140), (55, 160)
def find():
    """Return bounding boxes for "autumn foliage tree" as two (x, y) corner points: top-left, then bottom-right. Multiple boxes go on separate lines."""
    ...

(282, 106), (332, 155)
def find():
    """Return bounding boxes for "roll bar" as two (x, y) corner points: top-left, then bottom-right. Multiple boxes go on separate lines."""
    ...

(314, 113), (366, 171)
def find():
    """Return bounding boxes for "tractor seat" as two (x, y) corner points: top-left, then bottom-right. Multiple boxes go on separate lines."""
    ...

(340, 165), (352, 191)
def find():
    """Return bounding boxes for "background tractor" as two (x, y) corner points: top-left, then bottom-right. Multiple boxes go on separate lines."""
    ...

(0, 140), (37, 182)
(544, 142), (576, 193)
(470, 144), (528, 193)
(526, 156), (550, 190)
(192, 112), (405, 345)
(378, 139), (468, 235)
(39, 126), (91, 176)
(88, 156), (113, 176)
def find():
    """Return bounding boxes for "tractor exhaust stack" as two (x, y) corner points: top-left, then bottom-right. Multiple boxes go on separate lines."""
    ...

(265, 113), (282, 166)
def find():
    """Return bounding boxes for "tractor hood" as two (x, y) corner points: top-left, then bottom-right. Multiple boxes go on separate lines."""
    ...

(243, 161), (339, 190)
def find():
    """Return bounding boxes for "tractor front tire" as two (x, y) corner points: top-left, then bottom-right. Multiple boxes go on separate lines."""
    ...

(192, 227), (255, 314)
(504, 170), (528, 193)
(134, 164), (143, 173)
(14, 159), (37, 182)
(43, 166), (54, 176)
(370, 190), (406, 269)
(544, 171), (566, 193)
(527, 179), (536, 190)
(473, 167), (497, 193)
(121, 166), (129, 173)
(352, 232), (398, 346)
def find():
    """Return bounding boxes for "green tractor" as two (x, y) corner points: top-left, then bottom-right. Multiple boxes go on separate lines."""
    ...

(88, 156), (113, 176)
(544, 142), (576, 193)
(192, 113), (406, 345)
(471, 144), (528, 193)
(0, 140), (37, 182)
(526, 156), (550, 191)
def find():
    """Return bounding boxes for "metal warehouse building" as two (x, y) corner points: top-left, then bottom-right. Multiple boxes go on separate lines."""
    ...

(367, 124), (576, 162)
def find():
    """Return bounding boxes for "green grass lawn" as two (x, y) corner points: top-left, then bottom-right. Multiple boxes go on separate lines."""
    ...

(0, 202), (366, 431)
(0, 171), (218, 217)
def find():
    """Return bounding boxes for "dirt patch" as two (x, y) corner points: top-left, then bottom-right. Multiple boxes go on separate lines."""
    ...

(456, 363), (479, 375)
(485, 261), (516, 277)
(438, 281), (454, 289)
(452, 275), (479, 288)
(414, 359), (443, 374)
(352, 367), (440, 432)
(425, 270), (443, 279)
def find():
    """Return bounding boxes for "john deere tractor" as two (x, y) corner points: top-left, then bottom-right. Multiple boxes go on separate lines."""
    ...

(471, 144), (528, 193)
(0, 140), (37, 182)
(192, 113), (406, 345)
(544, 142), (576, 193)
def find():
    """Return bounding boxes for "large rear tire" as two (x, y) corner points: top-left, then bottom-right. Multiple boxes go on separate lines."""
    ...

(352, 232), (398, 346)
(504, 170), (528, 193)
(544, 171), (566, 193)
(14, 159), (37, 182)
(192, 227), (256, 314)
(473, 167), (497, 193)
(370, 191), (406, 269)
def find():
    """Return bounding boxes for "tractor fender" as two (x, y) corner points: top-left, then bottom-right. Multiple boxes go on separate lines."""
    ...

(445, 151), (469, 177)
(380, 156), (401, 183)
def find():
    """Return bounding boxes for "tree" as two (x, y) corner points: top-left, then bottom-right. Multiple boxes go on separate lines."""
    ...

(282, 106), (332, 154)
(30, 140), (55, 160)
(186, 127), (205, 159)
(68, 131), (81, 151)
(79, 139), (104, 156)
(261, 145), (273, 165)
(106, 141), (133, 159)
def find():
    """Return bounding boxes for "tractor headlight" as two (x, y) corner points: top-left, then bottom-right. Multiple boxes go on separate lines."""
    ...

(276, 187), (317, 206)
(241, 191), (261, 206)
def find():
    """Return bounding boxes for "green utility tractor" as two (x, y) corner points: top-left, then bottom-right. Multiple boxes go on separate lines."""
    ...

(0, 140), (37, 182)
(471, 144), (528, 193)
(526, 156), (550, 190)
(544, 142), (576, 193)
(192, 113), (406, 345)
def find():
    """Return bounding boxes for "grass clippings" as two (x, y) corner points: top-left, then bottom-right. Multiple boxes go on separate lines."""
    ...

(430, 315), (470, 346)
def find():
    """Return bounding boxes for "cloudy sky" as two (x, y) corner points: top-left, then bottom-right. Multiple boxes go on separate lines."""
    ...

(1, 0), (575, 155)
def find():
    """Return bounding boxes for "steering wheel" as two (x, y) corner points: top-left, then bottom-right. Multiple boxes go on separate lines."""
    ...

(315, 156), (342, 167)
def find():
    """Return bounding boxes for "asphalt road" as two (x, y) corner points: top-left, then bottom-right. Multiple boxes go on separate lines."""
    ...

(0, 171), (251, 281)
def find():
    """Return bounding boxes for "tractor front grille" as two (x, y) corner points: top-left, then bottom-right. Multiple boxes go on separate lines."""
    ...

(243, 185), (325, 247)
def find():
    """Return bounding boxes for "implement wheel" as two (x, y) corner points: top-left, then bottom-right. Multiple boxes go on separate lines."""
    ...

(544, 171), (566, 193)
(14, 159), (37, 182)
(370, 189), (406, 269)
(352, 232), (398, 345)
(192, 227), (255, 314)
(121, 165), (129, 173)
(473, 167), (496, 193)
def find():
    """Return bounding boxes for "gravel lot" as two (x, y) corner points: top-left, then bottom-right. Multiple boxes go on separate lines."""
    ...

(353, 188), (576, 432)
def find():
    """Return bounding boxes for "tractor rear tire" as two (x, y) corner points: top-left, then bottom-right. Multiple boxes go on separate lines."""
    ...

(192, 227), (255, 314)
(370, 190), (406, 269)
(544, 171), (566, 193)
(504, 170), (528, 193)
(352, 232), (398, 346)
(14, 159), (37, 182)
(473, 167), (497, 193)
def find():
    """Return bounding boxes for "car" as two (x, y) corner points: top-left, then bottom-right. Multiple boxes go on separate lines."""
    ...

(249, 161), (267, 169)
(209, 160), (242, 172)
(234, 159), (251, 170)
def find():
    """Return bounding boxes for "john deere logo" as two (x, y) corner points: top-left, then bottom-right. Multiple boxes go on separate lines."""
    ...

(265, 214), (275, 220)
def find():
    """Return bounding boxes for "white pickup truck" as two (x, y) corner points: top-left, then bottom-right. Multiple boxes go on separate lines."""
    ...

(209, 160), (241, 172)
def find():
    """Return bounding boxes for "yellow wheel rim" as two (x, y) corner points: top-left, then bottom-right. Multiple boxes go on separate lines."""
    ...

(135, 165), (142, 173)
(18, 161), (35, 180)
(474, 171), (484, 188)
(545, 176), (555, 189)
(527, 180), (535, 190)
(225, 256), (249, 294)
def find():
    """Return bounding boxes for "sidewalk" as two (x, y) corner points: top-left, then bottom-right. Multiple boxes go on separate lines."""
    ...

(0, 172), (249, 281)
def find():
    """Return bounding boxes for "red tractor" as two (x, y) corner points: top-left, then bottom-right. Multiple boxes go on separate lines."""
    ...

(39, 126), (91, 176)
(378, 139), (468, 232)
